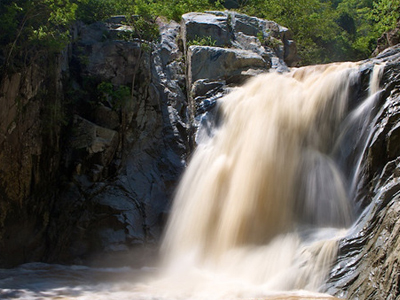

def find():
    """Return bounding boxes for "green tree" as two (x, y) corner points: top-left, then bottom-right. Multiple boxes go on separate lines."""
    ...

(0, 0), (77, 71)
(240, 0), (346, 63)
(74, 0), (116, 23)
(155, 0), (223, 21)
(333, 0), (377, 60)
(371, 0), (400, 32)
(2, 0), (397, 68)
(237, 0), (385, 64)
(75, 0), (222, 24)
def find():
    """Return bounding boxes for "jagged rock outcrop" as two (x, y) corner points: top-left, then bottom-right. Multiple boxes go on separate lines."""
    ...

(182, 11), (297, 144)
(372, 21), (400, 57)
(183, 11), (297, 90)
(182, 11), (298, 70)
(50, 18), (189, 262)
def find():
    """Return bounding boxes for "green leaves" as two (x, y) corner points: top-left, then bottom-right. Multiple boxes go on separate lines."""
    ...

(187, 36), (217, 47)
(97, 81), (130, 109)
(74, 0), (221, 24)
(74, 0), (115, 23)
(45, 0), (78, 26)
(239, 0), (395, 64)
(1, 0), (399, 68)
(371, 0), (400, 32)
(1, 0), (79, 71)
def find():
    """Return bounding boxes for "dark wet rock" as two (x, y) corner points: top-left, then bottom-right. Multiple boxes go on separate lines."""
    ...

(93, 103), (120, 130)
(191, 79), (225, 99)
(51, 18), (189, 262)
(0, 56), (66, 267)
(325, 50), (400, 300)
(77, 23), (143, 86)
(0, 16), (188, 266)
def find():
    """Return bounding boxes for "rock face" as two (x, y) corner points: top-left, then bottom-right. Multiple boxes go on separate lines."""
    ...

(324, 45), (400, 299)
(187, 45), (268, 86)
(0, 11), (295, 266)
(49, 19), (189, 263)
(183, 11), (298, 91)
(372, 21), (400, 57)
(0, 57), (67, 267)
(181, 11), (297, 144)
(182, 12), (233, 48)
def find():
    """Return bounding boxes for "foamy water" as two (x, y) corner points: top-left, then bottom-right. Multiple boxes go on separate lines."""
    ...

(0, 63), (384, 300)
(0, 263), (338, 299)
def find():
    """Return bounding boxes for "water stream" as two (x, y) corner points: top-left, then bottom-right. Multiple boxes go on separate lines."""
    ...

(0, 62), (384, 299)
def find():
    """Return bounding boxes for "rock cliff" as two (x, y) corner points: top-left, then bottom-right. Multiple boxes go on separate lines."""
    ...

(0, 11), (296, 266)
(0, 55), (67, 267)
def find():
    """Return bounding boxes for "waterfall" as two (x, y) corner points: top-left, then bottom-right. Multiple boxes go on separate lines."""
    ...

(0, 63), (385, 300)
(155, 62), (384, 299)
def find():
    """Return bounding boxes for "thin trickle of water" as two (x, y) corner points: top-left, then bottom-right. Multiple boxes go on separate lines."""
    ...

(331, 63), (385, 201)
(370, 64), (385, 96)
(0, 63), (385, 300)
(348, 64), (385, 197)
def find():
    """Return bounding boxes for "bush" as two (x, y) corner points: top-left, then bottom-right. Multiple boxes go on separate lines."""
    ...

(187, 36), (217, 47)
(0, 0), (77, 71)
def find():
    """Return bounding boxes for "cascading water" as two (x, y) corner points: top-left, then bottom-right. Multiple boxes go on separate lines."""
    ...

(0, 62), (384, 300)
(155, 62), (383, 299)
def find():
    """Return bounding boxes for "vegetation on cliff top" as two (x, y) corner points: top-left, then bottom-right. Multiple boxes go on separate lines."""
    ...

(0, 0), (399, 69)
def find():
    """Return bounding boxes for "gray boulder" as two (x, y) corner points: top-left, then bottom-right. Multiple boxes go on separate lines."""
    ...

(181, 11), (299, 71)
(182, 11), (297, 139)
(181, 12), (233, 48)
(191, 79), (226, 99)
(187, 45), (269, 86)
(94, 103), (120, 130)
(77, 22), (143, 86)
(70, 115), (119, 172)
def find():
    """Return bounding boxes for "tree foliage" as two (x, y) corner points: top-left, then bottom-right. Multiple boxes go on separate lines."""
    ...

(371, 0), (400, 32)
(239, 0), (382, 64)
(0, 0), (77, 71)
(0, 0), (399, 68)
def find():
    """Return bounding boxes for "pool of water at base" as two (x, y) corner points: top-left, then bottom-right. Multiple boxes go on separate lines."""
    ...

(0, 263), (341, 300)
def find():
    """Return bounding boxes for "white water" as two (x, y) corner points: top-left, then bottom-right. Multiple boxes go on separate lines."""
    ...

(0, 63), (384, 299)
